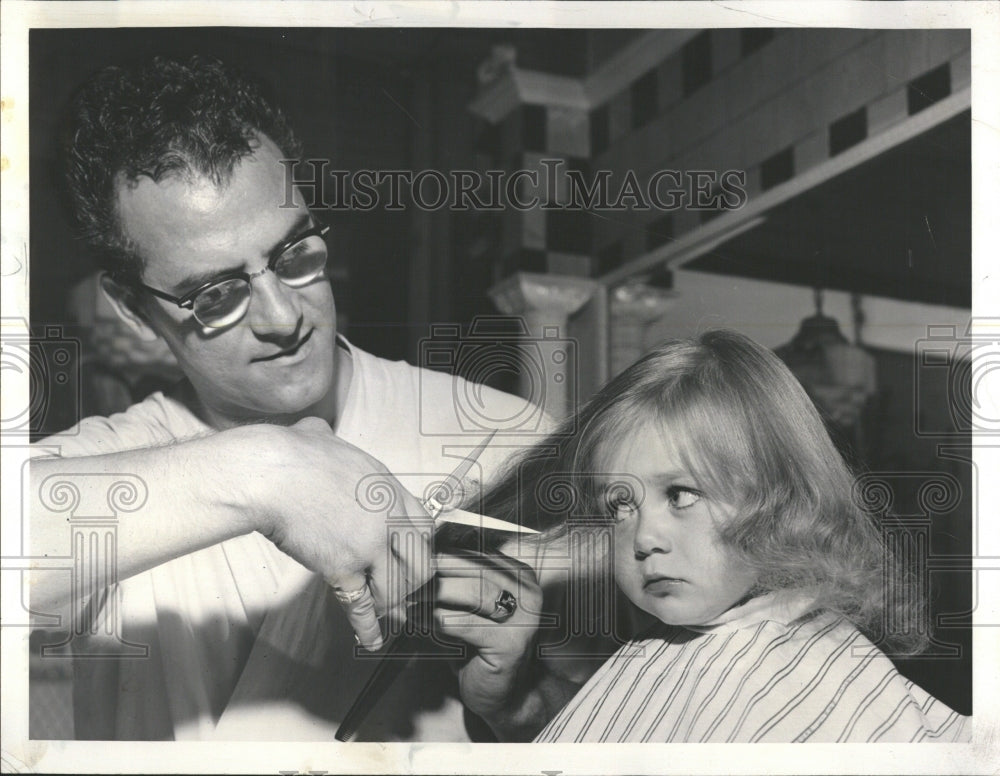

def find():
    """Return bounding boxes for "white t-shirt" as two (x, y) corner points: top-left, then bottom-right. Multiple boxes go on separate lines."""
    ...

(36, 339), (549, 741)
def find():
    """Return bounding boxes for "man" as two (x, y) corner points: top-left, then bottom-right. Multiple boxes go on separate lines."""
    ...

(30, 56), (564, 741)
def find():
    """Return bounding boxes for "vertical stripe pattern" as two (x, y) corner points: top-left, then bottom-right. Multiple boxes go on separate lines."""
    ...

(535, 614), (969, 743)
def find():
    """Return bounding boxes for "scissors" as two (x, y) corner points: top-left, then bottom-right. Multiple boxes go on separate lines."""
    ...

(336, 431), (535, 742)
(421, 429), (538, 535)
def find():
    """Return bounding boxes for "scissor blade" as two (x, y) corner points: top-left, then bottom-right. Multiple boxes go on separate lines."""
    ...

(425, 430), (498, 509)
(447, 429), (498, 484)
(435, 507), (539, 535)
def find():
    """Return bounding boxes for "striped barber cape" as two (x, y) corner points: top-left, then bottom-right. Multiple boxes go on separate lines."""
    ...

(535, 594), (969, 743)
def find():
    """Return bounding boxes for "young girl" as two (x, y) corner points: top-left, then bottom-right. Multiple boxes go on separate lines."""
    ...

(472, 329), (969, 743)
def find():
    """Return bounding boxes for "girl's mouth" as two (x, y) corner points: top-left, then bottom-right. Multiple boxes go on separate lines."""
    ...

(642, 575), (684, 594)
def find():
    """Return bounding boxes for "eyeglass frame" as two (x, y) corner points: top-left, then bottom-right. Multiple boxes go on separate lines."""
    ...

(130, 221), (331, 314)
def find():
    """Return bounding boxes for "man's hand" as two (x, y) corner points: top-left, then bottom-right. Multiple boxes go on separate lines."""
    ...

(252, 417), (436, 650)
(431, 550), (545, 738)
(30, 417), (435, 651)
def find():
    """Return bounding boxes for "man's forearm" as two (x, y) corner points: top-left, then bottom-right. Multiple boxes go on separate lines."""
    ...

(476, 660), (582, 742)
(29, 424), (274, 614)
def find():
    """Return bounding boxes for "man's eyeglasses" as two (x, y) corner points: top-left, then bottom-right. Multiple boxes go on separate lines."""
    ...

(133, 222), (331, 328)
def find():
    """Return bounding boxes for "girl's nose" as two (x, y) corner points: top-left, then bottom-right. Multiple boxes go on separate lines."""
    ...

(633, 508), (671, 559)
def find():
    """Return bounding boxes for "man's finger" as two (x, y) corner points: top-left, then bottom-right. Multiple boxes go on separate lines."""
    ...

(369, 550), (434, 620)
(292, 415), (333, 435)
(330, 578), (383, 651)
(435, 550), (533, 578)
(434, 610), (523, 650)
(435, 576), (507, 618)
(345, 591), (383, 651)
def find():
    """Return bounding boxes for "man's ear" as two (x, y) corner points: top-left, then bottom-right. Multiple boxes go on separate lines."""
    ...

(99, 272), (160, 342)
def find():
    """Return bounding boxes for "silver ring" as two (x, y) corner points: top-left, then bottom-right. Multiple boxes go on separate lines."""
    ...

(489, 590), (517, 622)
(332, 585), (369, 605)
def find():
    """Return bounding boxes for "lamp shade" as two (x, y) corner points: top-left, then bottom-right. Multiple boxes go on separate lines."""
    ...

(775, 292), (877, 428)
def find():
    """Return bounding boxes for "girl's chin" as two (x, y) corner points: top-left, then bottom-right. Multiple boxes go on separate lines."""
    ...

(637, 599), (731, 628)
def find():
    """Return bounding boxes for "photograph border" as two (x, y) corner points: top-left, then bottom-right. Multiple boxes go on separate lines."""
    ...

(2, 2), (997, 773)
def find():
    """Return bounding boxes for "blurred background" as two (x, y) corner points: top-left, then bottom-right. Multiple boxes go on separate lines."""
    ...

(28, 27), (973, 734)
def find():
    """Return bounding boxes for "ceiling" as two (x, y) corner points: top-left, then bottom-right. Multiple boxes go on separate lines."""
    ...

(211, 27), (642, 77)
(685, 110), (970, 308)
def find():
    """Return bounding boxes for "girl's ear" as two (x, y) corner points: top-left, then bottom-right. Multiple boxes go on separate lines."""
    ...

(99, 272), (160, 342)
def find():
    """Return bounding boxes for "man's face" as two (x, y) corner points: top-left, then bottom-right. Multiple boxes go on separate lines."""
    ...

(116, 136), (339, 426)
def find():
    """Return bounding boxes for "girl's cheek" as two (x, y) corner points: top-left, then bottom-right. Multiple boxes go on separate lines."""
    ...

(612, 522), (634, 560)
(612, 525), (641, 588)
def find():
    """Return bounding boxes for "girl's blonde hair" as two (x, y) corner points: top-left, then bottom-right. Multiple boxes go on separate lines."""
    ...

(480, 329), (926, 654)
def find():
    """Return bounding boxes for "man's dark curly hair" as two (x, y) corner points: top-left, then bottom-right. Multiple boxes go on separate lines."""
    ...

(62, 56), (302, 283)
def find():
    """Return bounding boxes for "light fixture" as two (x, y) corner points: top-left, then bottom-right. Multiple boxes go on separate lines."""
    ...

(775, 289), (878, 429)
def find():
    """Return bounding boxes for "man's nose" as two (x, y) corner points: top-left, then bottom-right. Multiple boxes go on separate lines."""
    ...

(633, 508), (671, 559)
(246, 272), (302, 335)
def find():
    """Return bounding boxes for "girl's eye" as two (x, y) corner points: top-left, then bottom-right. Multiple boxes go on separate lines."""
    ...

(666, 486), (702, 510)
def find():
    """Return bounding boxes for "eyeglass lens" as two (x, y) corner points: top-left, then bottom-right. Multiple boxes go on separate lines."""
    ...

(193, 233), (328, 327)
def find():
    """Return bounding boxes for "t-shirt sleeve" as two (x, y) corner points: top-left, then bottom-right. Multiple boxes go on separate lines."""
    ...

(33, 392), (209, 458)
